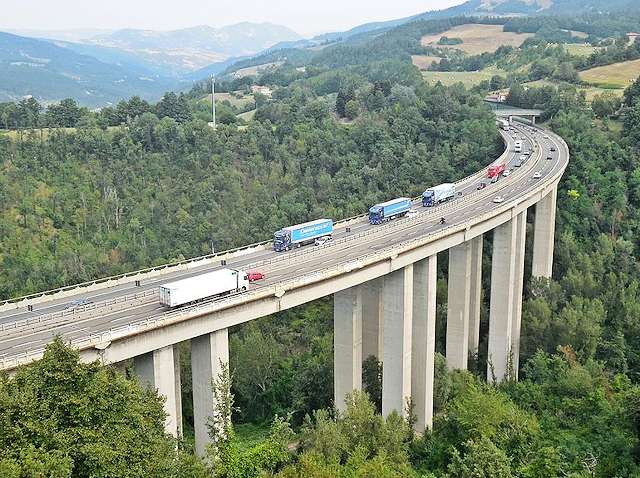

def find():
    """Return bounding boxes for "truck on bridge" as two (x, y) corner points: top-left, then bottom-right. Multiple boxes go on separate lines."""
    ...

(488, 163), (506, 180)
(159, 269), (250, 307)
(369, 198), (412, 225)
(422, 183), (456, 207)
(273, 218), (333, 252)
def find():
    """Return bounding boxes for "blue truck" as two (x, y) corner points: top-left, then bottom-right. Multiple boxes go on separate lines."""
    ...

(422, 183), (456, 207)
(273, 218), (333, 252)
(369, 198), (412, 225)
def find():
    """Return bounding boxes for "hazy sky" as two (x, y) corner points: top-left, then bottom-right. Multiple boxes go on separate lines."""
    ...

(1, 0), (466, 36)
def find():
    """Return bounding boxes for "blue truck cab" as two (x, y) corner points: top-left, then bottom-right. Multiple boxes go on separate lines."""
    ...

(273, 218), (333, 252)
(369, 198), (412, 225)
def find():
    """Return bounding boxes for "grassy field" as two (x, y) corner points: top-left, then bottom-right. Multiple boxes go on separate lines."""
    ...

(422, 67), (506, 87)
(420, 24), (533, 55)
(232, 62), (282, 79)
(580, 59), (640, 88)
(201, 91), (255, 110)
(411, 55), (442, 70)
(237, 109), (256, 122)
(524, 79), (624, 101)
(564, 44), (600, 57)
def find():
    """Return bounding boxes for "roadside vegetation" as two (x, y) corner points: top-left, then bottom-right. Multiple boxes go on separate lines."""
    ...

(4, 9), (640, 478)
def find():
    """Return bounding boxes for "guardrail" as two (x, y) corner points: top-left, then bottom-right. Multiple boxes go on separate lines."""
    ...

(0, 124), (567, 370)
(0, 129), (517, 337)
(0, 289), (158, 335)
(0, 131), (511, 312)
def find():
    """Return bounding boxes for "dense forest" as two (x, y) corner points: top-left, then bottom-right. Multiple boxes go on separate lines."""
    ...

(4, 10), (640, 477)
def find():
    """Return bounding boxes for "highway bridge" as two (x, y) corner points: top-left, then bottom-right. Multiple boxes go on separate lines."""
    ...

(0, 120), (568, 455)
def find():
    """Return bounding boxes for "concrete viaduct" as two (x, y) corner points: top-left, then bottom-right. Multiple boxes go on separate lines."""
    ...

(0, 120), (568, 455)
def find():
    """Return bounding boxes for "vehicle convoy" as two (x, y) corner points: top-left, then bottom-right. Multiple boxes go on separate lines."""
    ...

(369, 197), (412, 225)
(488, 163), (506, 179)
(273, 218), (333, 252)
(159, 269), (249, 307)
(422, 183), (456, 207)
(514, 140), (523, 153)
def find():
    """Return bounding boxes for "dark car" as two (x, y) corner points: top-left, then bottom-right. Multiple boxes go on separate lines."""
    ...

(477, 182), (487, 190)
(550, 146), (556, 152)
(247, 271), (265, 282)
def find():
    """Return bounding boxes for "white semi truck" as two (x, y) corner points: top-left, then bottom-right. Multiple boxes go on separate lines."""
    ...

(159, 269), (250, 307)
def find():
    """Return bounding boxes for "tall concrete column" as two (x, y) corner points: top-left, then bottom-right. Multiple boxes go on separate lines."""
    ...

(511, 212), (527, 377)
(382, 265), (413, 418)
(446, 242), (472, 370)
(334, 286), (363, 412)
(361, 278), (384, 361)
(532, 187), (557, 278)
(468, 235), (483, 356)
(411, 256), (437, 432)
(191, 329), (229, 456)
(134, 345), (182, 438)
(488, 219), (517, 382)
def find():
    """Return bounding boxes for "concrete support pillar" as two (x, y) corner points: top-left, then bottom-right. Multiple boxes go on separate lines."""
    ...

(334, 286), (363, 412)
(446, 242), (472, 370)
(468, 235), (483, 356)
(134, 345), (182, 438)
(361, 278), (384, 361)
(411, 256), (437, 432)
(511, 212), (527, 377)
(191, 329), (229, 456)
(488, 219), (517, 382)
(532, 116), (536, 125)
(532, 187), (557, 279)
(382, 265), (413, 418)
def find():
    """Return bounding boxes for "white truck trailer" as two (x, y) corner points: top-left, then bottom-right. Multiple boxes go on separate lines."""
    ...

(159, 269), (250, 307)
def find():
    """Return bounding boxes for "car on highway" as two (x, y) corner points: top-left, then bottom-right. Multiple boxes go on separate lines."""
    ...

(314, 236), (332, 246)
(502, 170), (511, 177)
(477, 182), (487, 190)
(547, 154), (553, 160)
(519, 154), (527, 161)
(247, 271), (265, 282)
(515, 160), (522, 167)
(491, 176), (499, 183)
(493, 196), (504, 203)
(407, 209), (419, 218)
(64, 298), (92, 310)
(533, 171), (542, 179)
(550, 146), (556, 152)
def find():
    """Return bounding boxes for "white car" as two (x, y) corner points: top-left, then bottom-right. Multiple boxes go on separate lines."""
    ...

(493, 196), (504, 203)
(502, 170), (511, 177)
(314, 236), (332, 246)
(407, 209), (418, 218)
(519, 155), (527, 161)
(533, 171), (542, 179)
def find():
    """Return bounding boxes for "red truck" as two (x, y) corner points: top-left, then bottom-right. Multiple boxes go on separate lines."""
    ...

(487, 163), (506, 179)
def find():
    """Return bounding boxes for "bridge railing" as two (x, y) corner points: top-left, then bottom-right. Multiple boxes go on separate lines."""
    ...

(0, 126), (566, 371)
(0, 131), (518, 333)
(0, 131), (512, 312)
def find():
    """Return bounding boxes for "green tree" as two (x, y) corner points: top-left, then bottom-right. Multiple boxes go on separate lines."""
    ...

(0, 338), (207, 477)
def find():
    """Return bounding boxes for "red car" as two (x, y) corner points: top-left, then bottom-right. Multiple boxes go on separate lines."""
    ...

(247, 271), (265, 282)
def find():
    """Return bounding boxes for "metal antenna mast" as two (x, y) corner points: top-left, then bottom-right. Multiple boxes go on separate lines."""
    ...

(211, 75), (216, 129)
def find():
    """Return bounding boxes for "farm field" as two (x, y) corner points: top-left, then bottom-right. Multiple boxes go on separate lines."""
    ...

(232, 62), (282, 79)
(580, 59), (640, 88)
(564, 43), (600, 57)
(420, 24), (533, 55)
(201, 91), (255, 110)
(524, 79), (624, 101)
(411, 55), (441, 70)
(422, 67), (506, 87)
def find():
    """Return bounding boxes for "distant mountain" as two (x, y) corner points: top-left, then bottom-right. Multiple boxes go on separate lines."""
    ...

(0, 32), (177, 107)
(4, 28), (115, 42)
(83, 23), (302, 73)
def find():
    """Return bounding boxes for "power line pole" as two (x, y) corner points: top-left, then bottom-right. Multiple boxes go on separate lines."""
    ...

(211, 75), (216, 130)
